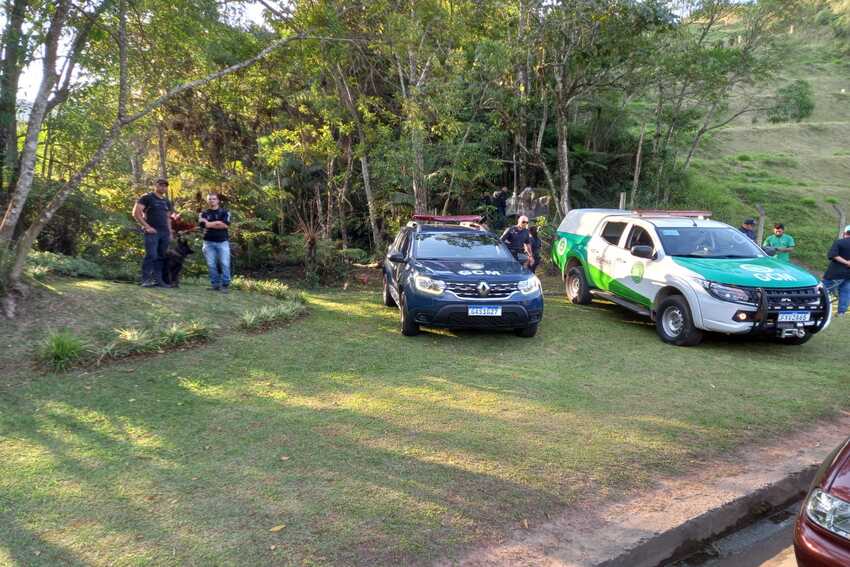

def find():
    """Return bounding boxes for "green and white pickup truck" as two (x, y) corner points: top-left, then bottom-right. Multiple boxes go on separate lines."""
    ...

(551, 209), (832, 346)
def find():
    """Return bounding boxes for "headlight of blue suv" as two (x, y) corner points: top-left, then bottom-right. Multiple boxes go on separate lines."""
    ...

(517, 276), (541, 295)
(806, 488), (850, 540)
(413, 274), (446, 296)
(702, 281), (756, 305)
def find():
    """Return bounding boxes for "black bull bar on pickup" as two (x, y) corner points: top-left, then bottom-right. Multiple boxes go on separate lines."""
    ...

(748, 285), (831, 335)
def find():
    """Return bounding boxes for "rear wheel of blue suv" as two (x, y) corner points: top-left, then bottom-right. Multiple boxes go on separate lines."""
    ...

(383, 215), (544, 337)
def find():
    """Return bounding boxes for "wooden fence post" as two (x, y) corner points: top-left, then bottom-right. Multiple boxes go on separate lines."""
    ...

(832, 203), (846, 238)
(755, 204), (766, 244)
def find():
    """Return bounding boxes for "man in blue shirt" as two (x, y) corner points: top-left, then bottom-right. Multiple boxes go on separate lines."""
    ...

(199, 193), (232, 292)
(132, 178), (173, 287)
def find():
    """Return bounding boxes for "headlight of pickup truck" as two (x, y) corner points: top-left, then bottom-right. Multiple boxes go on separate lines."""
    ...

(517, 276), (541, 295)
(413, 274), (446, 296)
(806, 489), (850, 540)
(702, 281), (757, 305)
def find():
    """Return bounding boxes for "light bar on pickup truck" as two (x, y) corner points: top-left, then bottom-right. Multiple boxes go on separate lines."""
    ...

(632, 209), (713, 219)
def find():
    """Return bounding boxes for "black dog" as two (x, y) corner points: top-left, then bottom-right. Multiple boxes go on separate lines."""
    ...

(163, 237), (193, 287)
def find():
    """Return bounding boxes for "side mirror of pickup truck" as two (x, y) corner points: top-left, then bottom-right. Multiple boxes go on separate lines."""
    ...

(388, 251), (406, 263)
(763, 246), (777, 257)
(630, 245), (654, 260)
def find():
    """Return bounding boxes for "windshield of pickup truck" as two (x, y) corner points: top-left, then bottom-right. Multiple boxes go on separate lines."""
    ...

(657, 227), (765, 259)
(415, 232), (515, 260)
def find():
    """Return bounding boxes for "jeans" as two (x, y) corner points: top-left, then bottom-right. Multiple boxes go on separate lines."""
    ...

(823, 278), (850, 314)
(202, 240), (231, 288)
(142, 230), (170, 284)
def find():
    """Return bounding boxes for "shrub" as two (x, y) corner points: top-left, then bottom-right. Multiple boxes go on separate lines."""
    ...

(38, 329), (88, 371)
(229, 276), (302, 301)
(97, 321), (210, 362)
(27, 251), (104, 279)
(240, 300), (305, 330)
(767, 80), (815, 124)
(736, 154), (752, 162)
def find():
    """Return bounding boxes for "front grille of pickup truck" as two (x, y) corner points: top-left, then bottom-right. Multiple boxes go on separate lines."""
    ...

(445, 281), (518, 299)
(761, 286), (822, 311)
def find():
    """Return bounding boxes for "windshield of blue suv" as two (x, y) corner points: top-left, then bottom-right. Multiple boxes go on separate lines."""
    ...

(658, 227), (766, 259)
(414, 232), (515, 260)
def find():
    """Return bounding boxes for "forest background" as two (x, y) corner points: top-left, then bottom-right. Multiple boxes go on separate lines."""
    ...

(0, 0), (847, 315)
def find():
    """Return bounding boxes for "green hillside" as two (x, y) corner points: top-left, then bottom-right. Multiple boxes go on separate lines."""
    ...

(681, 22), (850, 271)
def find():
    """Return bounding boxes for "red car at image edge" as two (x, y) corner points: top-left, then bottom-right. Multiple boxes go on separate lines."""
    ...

(795, 435), (850, 566)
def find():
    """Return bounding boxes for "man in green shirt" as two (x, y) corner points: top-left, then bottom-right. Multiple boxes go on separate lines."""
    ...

(763, 223), (795, 262)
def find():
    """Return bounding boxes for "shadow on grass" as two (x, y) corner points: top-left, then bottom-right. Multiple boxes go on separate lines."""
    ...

(2, 291), (849, 566)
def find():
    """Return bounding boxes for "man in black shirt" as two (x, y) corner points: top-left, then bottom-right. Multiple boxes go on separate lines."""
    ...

(822, 225), (850, 316)
(132, 178), (173, 287)
(739, 218), (756, 241)
(500, 215), (532, 263)
(199, 193), (232, 292)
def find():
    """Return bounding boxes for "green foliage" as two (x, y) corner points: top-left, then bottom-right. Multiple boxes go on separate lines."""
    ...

(239, 300), (305, 330)
(768, 80), (816, 123)
(37, 329), (88, 371)
(737, 154), (752, 162)
(27, 251), (104, 279)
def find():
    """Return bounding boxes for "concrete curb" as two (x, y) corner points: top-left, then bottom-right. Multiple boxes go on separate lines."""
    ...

(598, 464), (818, 567)
(445, 416), (850, 567)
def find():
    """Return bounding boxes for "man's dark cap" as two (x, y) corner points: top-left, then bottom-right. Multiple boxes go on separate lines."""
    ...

(155, 177), (169, 186)
(774, 223), (784, 229)
(743, 218), (755, 225)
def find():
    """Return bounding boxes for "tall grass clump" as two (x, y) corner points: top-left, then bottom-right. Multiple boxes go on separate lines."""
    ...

(96, 321), (211, 363)
(230, 276), (303, 301)
(27, 251), (104, 279)
(240, 301), (306, 330)
(37, 329), (88, 371)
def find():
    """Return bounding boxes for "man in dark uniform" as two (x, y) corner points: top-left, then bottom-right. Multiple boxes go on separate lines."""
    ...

(528, 225), (542, 273)
(199, 192), (232, 292)
(739, 218), (756, 241)
(822, 224), (850, 317)
(500, 215), (532, 262)
(132, 178), (173, 287)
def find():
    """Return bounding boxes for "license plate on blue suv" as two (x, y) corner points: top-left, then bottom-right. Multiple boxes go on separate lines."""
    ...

(468, 305), (502, 317)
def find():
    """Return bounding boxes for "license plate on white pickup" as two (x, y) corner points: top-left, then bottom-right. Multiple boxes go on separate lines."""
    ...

(468, 305), (502, 317)
(778, 311), (811, 322)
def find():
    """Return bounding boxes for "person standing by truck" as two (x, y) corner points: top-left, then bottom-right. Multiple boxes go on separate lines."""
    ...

(739, 218), (756, 241)
(529, 225), (542, 272)
(763, 223), (795, 262)
(501, 215), (532, 262)
(822, 225), (850, 317)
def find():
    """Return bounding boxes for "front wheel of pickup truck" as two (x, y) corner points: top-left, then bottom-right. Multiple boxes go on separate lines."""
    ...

(656, 296), (703, 346)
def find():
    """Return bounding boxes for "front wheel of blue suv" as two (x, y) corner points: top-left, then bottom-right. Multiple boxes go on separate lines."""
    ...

(382, 273), (397, 307)
(515, 324), (538, 338)
(399, 294), (420, 336)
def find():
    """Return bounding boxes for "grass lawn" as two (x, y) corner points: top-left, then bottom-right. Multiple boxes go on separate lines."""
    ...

(2, 278), (850, 566)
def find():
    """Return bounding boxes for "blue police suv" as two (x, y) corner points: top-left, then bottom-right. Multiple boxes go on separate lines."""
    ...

(382, 215), (544, 337)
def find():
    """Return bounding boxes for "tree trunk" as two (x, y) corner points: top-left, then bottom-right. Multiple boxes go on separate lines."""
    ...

(555, 101), (571, 214)
(314, 182), (325, 239)
(338, 140), (353, 249)
(0, 0), (67, 244)
(629, 123), (646, 209)
(359, 153), (381, 251)
(157, 121), (168, 178)
(411, 122), (427, 213)
(0, 0), (28, 197)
